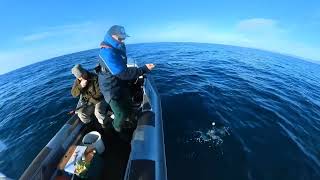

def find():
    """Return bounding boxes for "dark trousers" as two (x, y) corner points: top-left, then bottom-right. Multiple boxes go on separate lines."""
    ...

(97, 72), (133, 132)
(109, 97), (132, 132)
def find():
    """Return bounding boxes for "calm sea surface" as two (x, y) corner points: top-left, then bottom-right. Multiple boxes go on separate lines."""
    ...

(0, 43), (320, 180)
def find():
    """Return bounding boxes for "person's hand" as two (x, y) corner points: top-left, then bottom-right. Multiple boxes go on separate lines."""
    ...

(80, 79), (88, 88)
(145, 64), (155, 71)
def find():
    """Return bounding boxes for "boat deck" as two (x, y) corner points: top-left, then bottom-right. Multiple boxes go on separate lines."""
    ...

(101, 125), (132, 180)
(63, 117), (135, 180)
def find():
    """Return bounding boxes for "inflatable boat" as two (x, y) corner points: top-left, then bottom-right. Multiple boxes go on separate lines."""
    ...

(20, 74), (167, 180)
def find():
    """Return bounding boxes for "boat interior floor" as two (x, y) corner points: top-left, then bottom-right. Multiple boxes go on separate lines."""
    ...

(64, 119), (135, 180)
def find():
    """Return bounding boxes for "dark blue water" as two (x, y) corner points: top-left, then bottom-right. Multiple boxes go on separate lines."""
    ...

(1, 43), (320, 180)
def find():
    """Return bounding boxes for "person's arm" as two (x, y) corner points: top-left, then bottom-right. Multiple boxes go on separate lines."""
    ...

(92, 76), (103, 100)
(71, 80), (82, 97)
(116, 65), (150, 80)
(99, 48), (154, 80)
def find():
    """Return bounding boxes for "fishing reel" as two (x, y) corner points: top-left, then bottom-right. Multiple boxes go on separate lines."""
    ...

(128, 75), (145, 105)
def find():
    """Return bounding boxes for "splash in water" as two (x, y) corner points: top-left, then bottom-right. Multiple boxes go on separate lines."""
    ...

(188, 122), (231, 148)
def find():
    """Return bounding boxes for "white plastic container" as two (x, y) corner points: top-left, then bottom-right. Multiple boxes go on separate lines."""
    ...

(82, 131), (105, 154)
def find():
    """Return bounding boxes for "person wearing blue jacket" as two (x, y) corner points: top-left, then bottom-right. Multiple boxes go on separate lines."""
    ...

(98, 25), (155, 133)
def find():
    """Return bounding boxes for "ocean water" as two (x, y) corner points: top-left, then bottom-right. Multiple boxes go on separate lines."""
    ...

(0, 42), (320, 180)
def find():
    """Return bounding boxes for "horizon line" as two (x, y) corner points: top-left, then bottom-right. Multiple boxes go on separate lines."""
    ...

(1, 41), (319, 76)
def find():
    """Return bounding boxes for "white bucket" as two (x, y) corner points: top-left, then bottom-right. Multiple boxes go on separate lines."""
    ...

(82, 131), (105, 154)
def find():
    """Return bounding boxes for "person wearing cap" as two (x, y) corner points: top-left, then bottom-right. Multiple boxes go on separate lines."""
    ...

(71, 64), (108, 127)
(98, 25), (155, 133)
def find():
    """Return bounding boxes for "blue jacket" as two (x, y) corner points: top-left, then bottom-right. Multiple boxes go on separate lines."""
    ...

(98, 34), (149, 103)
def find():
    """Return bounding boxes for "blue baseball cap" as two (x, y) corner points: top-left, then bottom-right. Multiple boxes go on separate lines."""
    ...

(107, 25), (130, 39)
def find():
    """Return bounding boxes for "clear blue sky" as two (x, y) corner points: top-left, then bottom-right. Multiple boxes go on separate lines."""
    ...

(0, 0), (319, 74)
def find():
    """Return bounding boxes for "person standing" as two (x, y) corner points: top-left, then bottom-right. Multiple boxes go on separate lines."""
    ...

(98, 25), (154, 133)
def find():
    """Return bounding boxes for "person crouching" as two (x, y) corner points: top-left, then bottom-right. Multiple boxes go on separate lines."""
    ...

(71, 64), (108, 127)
